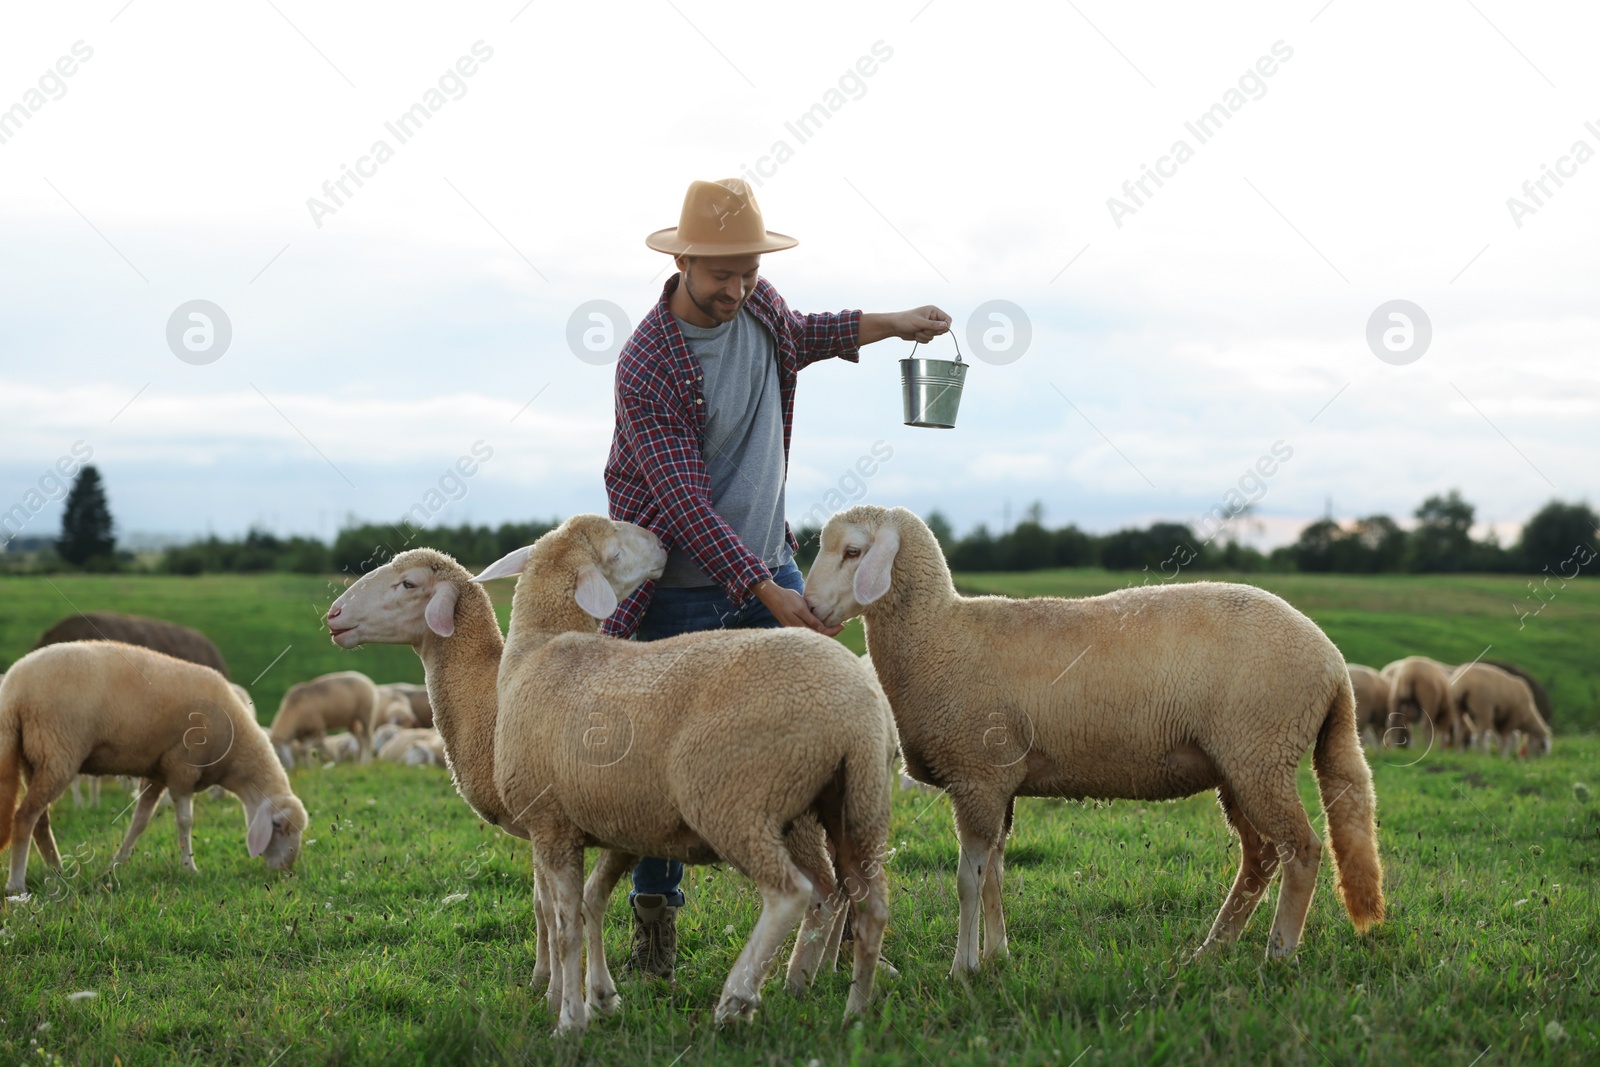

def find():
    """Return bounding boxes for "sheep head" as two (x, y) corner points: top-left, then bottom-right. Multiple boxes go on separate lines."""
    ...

(805, 505), (955, 627)
(327, 548), (480, 647)
(247, 793), (309, 871)
(472, 514), (667, 623)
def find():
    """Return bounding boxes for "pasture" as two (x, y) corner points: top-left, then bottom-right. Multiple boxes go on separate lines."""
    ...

(1, 569), (1596, 1065)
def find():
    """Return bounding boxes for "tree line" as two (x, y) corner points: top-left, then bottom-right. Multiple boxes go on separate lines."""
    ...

(7, 464), (1596, 579)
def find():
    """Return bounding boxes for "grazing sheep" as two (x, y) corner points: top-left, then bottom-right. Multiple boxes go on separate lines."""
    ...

(804, 505), (1385, 971)
(377, 727), (447, 766)
(1483, 659), (1553, 727)
(33, 612), (229, 678)
(1449, 662), (1552, 757)
(269, 671), (380, 766)
(1347, 665), (1395, 749)
(476, 514), (895, 1034)
(1380, 657), (1459, 750)
(0, 641), (308, 893)
(372, 685), (420, 728)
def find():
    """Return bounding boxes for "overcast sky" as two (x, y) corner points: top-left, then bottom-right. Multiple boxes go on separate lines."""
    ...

(3, 0), (1596, 552)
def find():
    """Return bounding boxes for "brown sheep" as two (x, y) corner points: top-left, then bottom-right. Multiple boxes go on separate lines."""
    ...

(1347, 665), (1395, 748)
(1449, 662), (1552, 757)
(1381, 657), (1458, 749)
(385, 682), (434, 728)
(33, 612), (229, 678)
(268, 671), (380, 765)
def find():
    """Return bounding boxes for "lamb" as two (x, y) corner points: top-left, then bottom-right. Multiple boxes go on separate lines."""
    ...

(804, 505), (1385, 971)
(33, 612), (229, 678)
(476, 514), (896, 1034)
(1449, 662), (1552, 757)
(268, 670), (380, 766)
(0, 641), (308, 894)
(1381, 657), (1458, 749)
(1347, 665), (1395, 749)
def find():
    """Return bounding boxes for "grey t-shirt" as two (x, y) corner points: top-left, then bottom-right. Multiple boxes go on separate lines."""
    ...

(658, 307), (793, 588)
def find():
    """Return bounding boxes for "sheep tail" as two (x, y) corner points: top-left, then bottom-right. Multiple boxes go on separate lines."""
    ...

(0, 708), (19, 855)
(1312, 674), (1385, 933)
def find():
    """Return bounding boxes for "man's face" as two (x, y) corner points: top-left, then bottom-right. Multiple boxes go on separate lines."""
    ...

(678, 254), (760, 324)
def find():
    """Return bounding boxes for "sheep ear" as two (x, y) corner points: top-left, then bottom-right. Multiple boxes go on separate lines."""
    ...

(471, 545), (533, 583)
(854, 527), (901, 605)
(573, 562), (618, 619)
(424, 583), (459, 638)
(247, 800), (275, 857)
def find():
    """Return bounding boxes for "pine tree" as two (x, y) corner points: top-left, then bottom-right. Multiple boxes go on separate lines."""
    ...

(57, 464), (116, 567)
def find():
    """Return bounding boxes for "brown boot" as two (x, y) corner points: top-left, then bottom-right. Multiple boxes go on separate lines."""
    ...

(625, 893), (679, 980)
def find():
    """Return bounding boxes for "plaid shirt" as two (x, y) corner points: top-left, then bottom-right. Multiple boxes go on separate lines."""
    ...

(602, 273), (862, 637)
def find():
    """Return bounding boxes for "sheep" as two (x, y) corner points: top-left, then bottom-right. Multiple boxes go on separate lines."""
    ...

(268, 671), (380, 766)
(1381, 657), (1459, 749)
(1449, 662), (1552, 757)
(372, 685), (420, 728)
(33, 612), (229, 678)
(1483, 659), (1553, 727)
(377, 727), (447, 766)
(0, 640), (308, 894)
(475, 514), (896, 1034)
(803, 505), (1385, 972)
(325, 545), (557, 986)
(1347, 665), (1396, 749)
(386, 682), (434, 728)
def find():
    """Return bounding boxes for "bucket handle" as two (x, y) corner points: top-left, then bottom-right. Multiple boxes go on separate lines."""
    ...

(907, 329), (962, 363)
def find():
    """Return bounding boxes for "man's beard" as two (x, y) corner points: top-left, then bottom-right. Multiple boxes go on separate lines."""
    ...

(685, 272), (746, 323)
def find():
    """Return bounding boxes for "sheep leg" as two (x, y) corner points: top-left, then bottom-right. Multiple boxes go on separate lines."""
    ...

(1499, 731), (1514, 759)
(172, 793), (198, 872)
(844, 863), (889, 1020)
(530, 864), (553, 993)
(784, 817), (843, 993)
(30, 807), (62, 872)
(1195, 786), (1279, 956)
(716, 871), (812, 1026)
(581, 848), (635, 1017)
(542, 846), (589, 1035)
(979, 843), (1009, 962)
(111, 780), (165, 867)
(1236, 780), (1321, 959)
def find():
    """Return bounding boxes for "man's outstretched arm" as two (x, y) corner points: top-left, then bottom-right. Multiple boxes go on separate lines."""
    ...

(858, 306), (953, 346)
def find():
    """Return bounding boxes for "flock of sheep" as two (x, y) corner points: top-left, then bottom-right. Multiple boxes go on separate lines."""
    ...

(1349, 656), (1554, 757)
(0, 504), (1545, 1035)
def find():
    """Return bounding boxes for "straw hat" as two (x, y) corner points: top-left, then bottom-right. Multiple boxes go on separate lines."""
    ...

(645, 178), (798, 256)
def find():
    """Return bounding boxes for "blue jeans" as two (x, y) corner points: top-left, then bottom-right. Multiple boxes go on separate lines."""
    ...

(629, 557), (804, 907)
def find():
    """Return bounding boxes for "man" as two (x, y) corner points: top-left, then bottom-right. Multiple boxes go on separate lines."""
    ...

(601, 177), (949, 978)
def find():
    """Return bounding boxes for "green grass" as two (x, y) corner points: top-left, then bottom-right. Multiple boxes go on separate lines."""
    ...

(1, 570), (1597, 1064)
(1, 745), (1596, 1065)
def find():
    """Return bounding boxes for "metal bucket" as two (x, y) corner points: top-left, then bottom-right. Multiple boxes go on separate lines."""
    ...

(899, 334), (968, 429)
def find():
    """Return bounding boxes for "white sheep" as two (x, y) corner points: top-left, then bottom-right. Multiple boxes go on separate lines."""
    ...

(0, 641), (309, 894)
(475, 514), (896, 1034)
(804, 505), (1385, 972)
(323, 540), (879, 1014)
(269, 670), (380, 766)
(325, 546), (563, 991)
